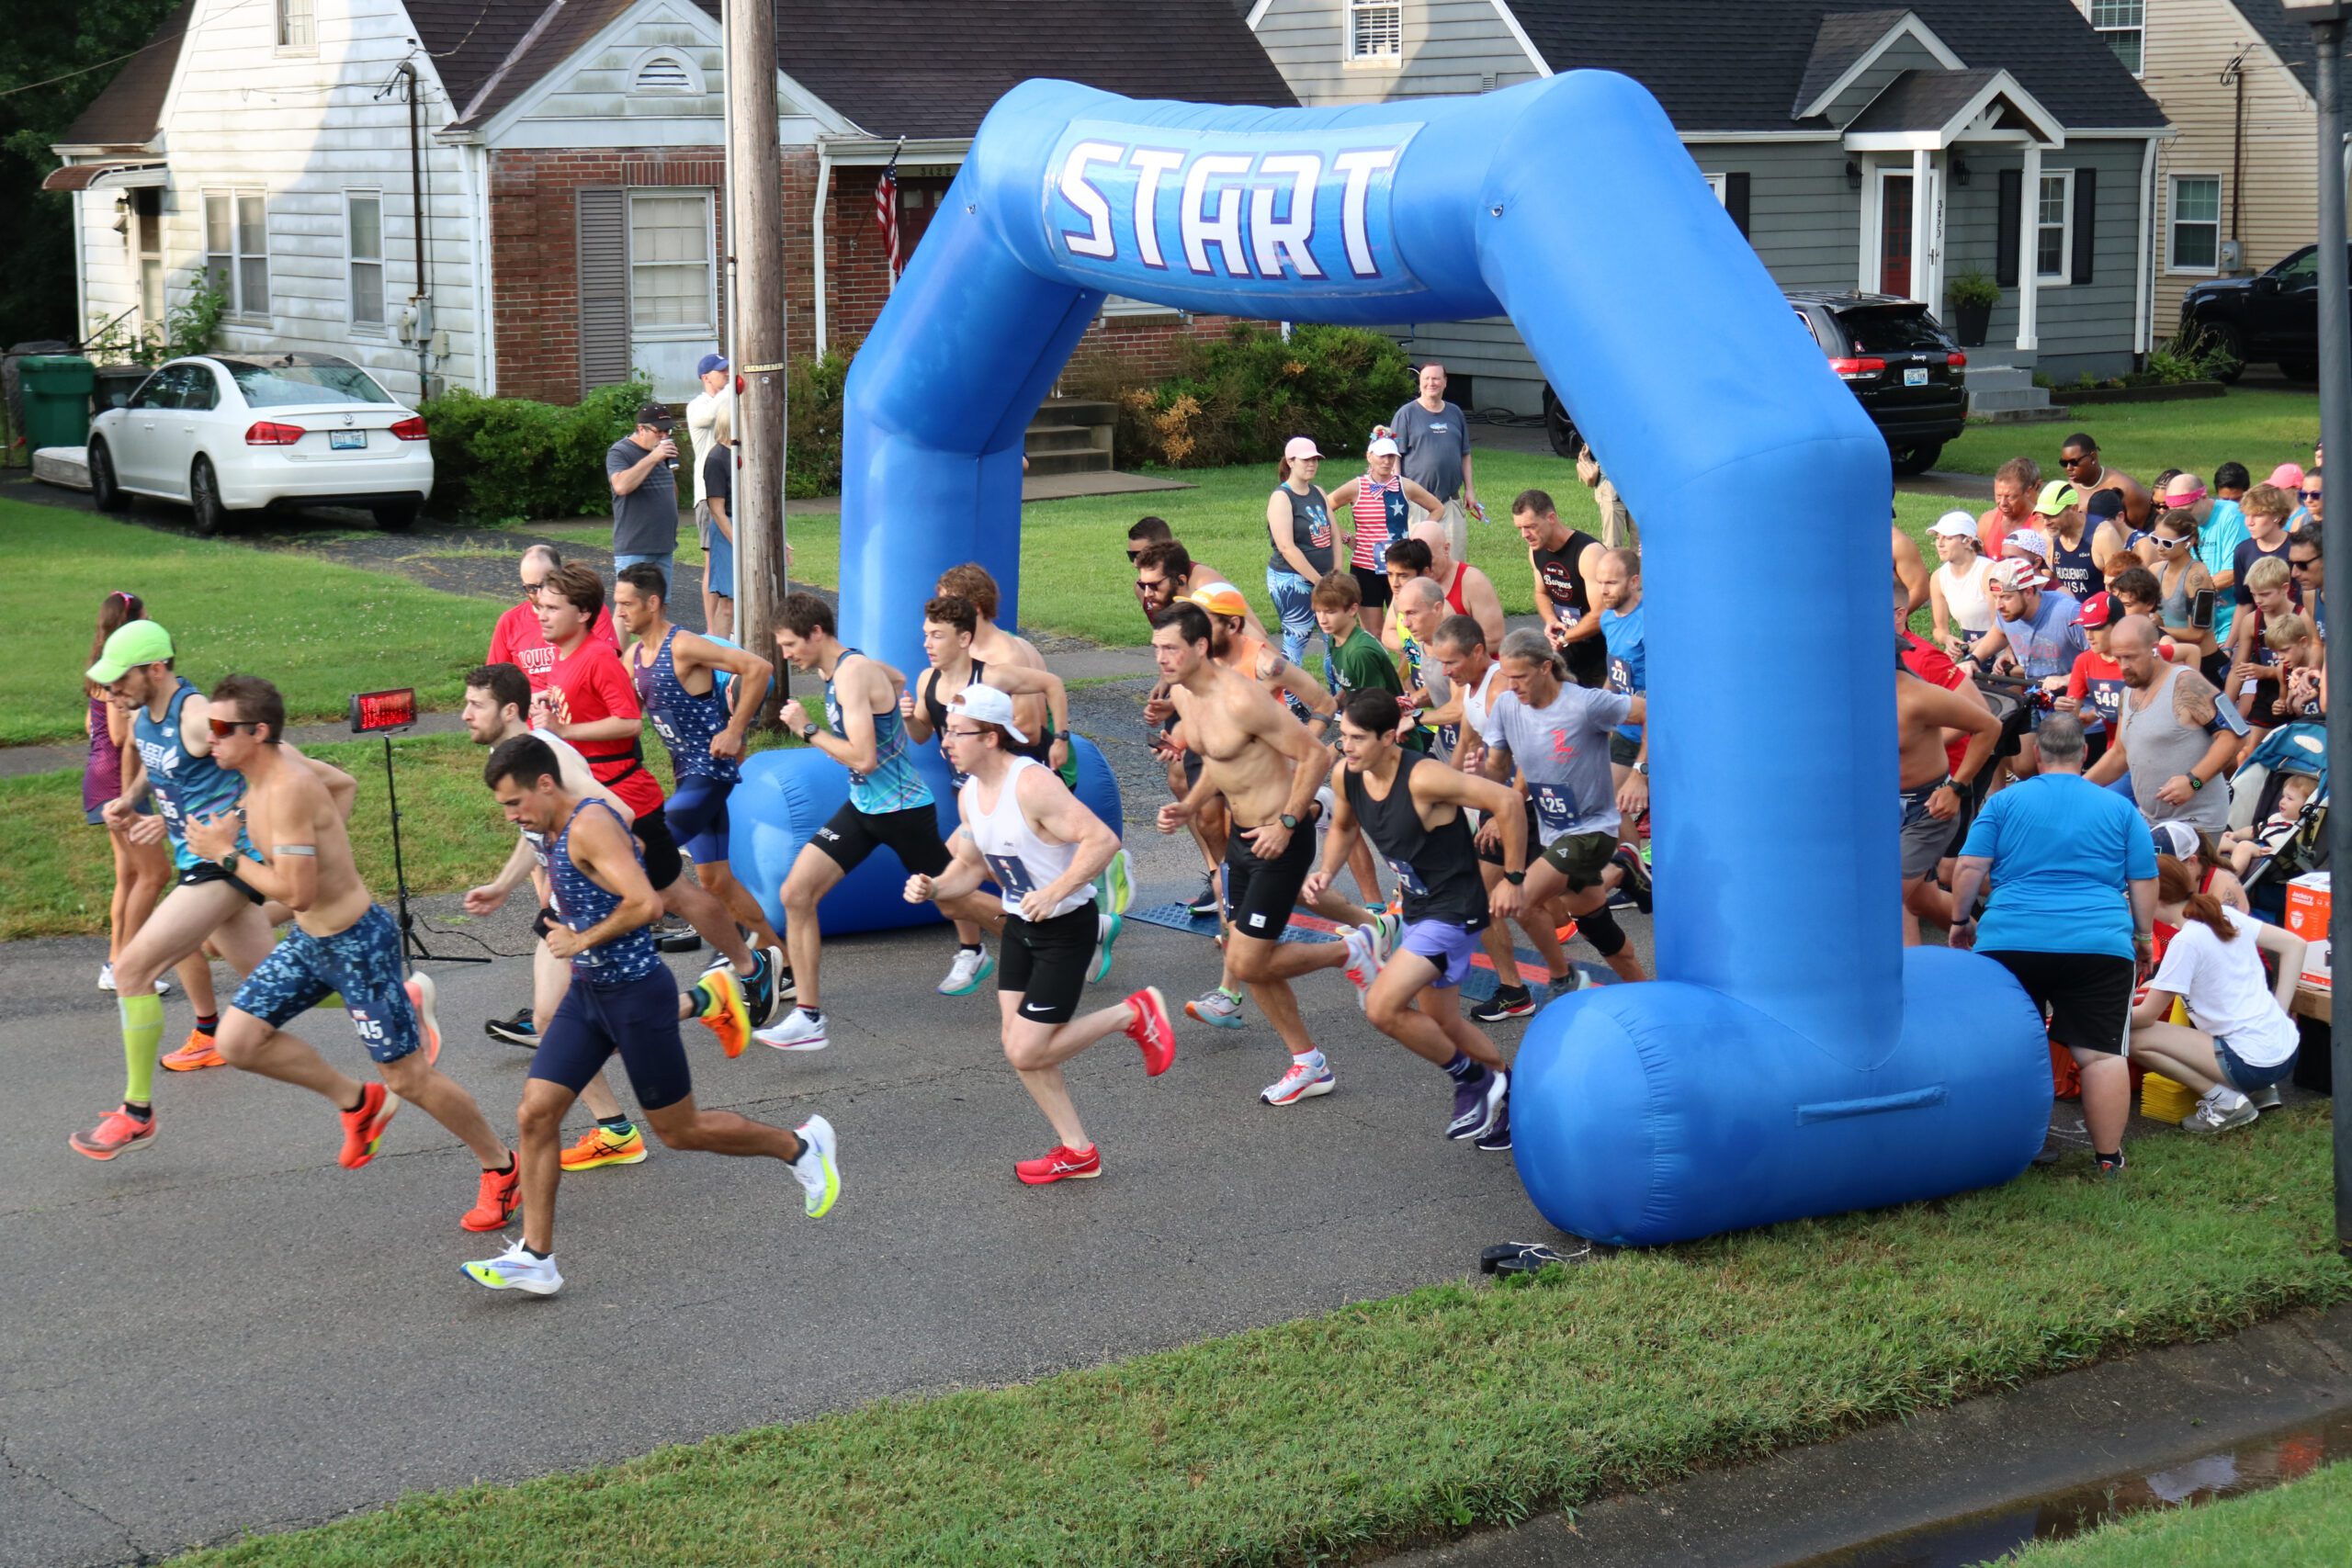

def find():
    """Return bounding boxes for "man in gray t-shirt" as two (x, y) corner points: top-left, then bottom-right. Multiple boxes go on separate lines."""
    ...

(1391, 362), (1477, 507)
(607, 401), (681, 597)
(2089, 615), (2245, 834)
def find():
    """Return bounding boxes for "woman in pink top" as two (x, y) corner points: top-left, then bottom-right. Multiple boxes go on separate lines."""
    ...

(1326, 430), (1442, 633)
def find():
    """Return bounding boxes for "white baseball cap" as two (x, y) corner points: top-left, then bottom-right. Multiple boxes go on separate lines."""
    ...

(1367, 435), (1401, 457)
(1928, 511), (1977, 538)
(947, 683), (1030, 745)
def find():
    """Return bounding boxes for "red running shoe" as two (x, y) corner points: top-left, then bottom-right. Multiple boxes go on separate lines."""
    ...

(1015, 1145), (1102, 1185)
(69, 1107), (158, 1160)
(338, 1082), (400, 1169)
(461, 1159), (522, 1232)
(1125, 987), (1176, 1077)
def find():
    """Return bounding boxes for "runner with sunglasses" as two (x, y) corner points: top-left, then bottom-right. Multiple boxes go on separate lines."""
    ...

(2057, 433), (2152, 531)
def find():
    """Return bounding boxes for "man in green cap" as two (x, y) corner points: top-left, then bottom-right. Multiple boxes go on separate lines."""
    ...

(72, 622), (356, 1160)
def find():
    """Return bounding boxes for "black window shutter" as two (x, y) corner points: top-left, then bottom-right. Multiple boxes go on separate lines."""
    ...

(577, 188), (631, 395)
(2071, 166), (2097, 286)
(1724, 172), (1750, 239)
(1996, 167), (2022, 288)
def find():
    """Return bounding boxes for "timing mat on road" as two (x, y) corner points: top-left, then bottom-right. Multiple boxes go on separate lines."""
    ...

(1125, 903), (1609, 1004)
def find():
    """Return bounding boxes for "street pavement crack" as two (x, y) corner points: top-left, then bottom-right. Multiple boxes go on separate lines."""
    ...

(1, 1432), (148, 1563)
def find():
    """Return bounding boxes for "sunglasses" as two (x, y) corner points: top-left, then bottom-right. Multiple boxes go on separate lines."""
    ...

(2058, 455), (2088, 467)
(2148, 535), (2187, 549)
(2301, 489), (2324, 501)
(1125, 549), (1144, 563)
(208, 717), (260, 737)
(2290, 558), (2320, 571)
(1135, 576), (1166, 592)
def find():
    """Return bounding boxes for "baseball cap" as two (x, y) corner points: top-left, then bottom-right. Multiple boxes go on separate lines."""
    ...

(2086, 488), (2126, 521)
(695, 353), (728, 377)
(1990, 558), (2049, 593)
(636, 402), (674, 428)
(1928, 511), (1977, 538)
(947, 683), (1030, 746)
(1283, 435), (1324, 462)
(2151, 820), (2199, 862)
(2003, 528), (2051, 560)
(1367, 435), (1401, 457)
(87, 620), (175, 684)
(1187, 582), (1250, 618)
(2075, 591), (2116, 628)
(2268, 462), (2306, 491)
(2032, 480), (2081, 516)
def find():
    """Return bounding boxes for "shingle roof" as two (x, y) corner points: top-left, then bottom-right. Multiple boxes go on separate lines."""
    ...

(1842, 66), (2001, 133)
(1503, 1), (2165, 133)
(408, 0), (554, 113)
(1792, 7), (1915, 119)
(2226, 1), (2319, 100)
(56, 0), (193, 149)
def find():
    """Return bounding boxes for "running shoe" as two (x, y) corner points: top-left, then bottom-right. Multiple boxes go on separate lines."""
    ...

(1090, 913), (1123, 983)
(461, 1160), (523, 1233)
(755, 1007), (830, 1053)
(1367, 910), (1402, 964)
(1447, 1067), (1510, 1141)
(741, 951), (779, 1027)
(69, 1107), (157, 1161)
(1125, 987), (1176, 1076)
(2097, 1150), (2128, 1176)
(2182, 1089), (2258, 1135)
(1185, 987), (1247, 1030)
(1340, 926), (1381, 1010)
(938, 947), (993, 996)
(1185, 874), (1223, 919)
(791, 1114), (840, 1217)
(160, 1031), (226, 1072)
(404, 972), (441, 1066)
(1470, 986), (1535, 1023)
(653, 914), (701, 953)
(484, 1007), (538, 1048)
(694, 968), (751, 1058)
(1546, 970), (1582, 996)
(560, 1124), (649, 1171)
(337, 1082), (400, 1169)
(1102, 850), (1136, 917)
(2250, 1084), (2284, 1112)
(1611, 843), (1654, 914)
(1016, 1144), (1102, 1185)
(1261, 1054), (1336, 1106)
(1474, 1099), (1512, 1152)
(96, 964), (170, 996)
(460, 1239), (563, 1297)
(763, 942), (794, 1009)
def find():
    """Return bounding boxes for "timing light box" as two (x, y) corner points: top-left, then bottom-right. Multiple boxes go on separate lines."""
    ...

(2286, 873), (2331, 992)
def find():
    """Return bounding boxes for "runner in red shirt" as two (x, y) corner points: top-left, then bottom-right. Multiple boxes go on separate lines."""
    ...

(491, 547), (618, 692)
(2059, 592), (2126, 765)
(530, 563), (781, 1025)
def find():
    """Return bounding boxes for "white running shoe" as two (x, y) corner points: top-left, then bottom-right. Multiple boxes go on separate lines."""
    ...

(1366, 911), (1402, 965)
(937, 947), (993, 996)
(755, 1007), (830, 1053)
(1340, 926), (1380, 1010)
(791, 1114), (840, 1218)
(403, 971), (441, 1066)
(96, 964), (169, 996)
(460, 1238), (564, 1297)
(1185, 987), (1247, 1030)
(1261, 1054), (1336, 1106)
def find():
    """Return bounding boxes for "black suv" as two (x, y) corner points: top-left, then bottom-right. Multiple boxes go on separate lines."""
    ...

(1543, 290), (1969, 475)
(2179, 244), (2350, 382)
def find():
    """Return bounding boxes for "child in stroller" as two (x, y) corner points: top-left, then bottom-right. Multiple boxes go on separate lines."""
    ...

(2220, 772), (2319, 880)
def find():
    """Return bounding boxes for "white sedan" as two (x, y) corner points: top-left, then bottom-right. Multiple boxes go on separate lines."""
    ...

(88, 354), (434, 534)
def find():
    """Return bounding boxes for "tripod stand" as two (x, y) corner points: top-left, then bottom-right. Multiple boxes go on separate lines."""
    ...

(379, 731), (490, 967)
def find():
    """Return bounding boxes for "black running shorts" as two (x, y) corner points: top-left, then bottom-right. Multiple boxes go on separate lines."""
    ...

(630, 812), (685, 893)
(1001, 901), (1100, 1026)
(1476, 797), (1543, 869)
(812, 800), (953, 877)
(178, 859), (264, 905)
(1222, 806), (1319, 939)
(1984, 950), (2135, 1057)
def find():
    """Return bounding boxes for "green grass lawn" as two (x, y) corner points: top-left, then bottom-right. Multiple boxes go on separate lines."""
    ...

(1993, 1456), (2352, 1568)
(1939, 387), (2321, 486)
(3, 501), (494, 747)
(179, 1110), (2347, 1567)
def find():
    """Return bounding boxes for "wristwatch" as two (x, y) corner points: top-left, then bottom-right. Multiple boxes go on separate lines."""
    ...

(799, 720), (820, 741)
(1634, 761), (1649, 777)
(1278, 813), (1299, 831)
(218, 850), (242, 877)
(2188, 773), (2206, 791)
(1503, 869), (1527, 886)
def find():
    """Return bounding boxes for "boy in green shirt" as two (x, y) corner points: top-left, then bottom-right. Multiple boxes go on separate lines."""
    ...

(1313, 572), (1427, 750)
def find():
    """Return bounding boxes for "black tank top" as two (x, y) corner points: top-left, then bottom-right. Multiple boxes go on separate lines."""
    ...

(1529, 528), (1607, 688)
(1343, 751), (1488, 930)
(922, 658), (985, 789)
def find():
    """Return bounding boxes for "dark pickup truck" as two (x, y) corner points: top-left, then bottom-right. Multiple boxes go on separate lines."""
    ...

(2179, 243), (2352, 381)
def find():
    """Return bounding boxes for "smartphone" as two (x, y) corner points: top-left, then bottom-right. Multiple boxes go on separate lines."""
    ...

(2190, 588), (2216, 630)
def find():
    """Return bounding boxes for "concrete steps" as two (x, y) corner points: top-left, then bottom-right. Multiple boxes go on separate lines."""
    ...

(1964, 366), (2067, 424)
(1025, 398), (1114, 476)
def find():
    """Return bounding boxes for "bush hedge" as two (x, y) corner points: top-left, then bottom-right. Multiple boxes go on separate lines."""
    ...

(1067, 322), (1415, 468)
(420, 378), (651, 523)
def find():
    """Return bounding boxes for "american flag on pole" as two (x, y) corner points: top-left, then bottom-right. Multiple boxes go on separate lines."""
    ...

(873, 156), (901, 281)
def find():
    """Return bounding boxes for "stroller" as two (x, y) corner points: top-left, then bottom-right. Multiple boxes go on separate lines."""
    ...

(2226, 721), (2329, 919)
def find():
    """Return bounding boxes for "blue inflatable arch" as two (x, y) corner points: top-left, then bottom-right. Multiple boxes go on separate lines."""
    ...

(739, 72), (2050, 1245)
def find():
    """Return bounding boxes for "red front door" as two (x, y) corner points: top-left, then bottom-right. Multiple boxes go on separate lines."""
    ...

(1880, 175), (1914, 298)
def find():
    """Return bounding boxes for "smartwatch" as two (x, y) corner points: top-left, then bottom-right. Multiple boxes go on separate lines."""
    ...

(1278, 813), (1299, 831)
(1634, 761), (1650, 777)
(219, 850), (242, 877)
(799, 720), (820, 741)
(2188, 773), (2206, 791)
(1502, 869), (1527, 886)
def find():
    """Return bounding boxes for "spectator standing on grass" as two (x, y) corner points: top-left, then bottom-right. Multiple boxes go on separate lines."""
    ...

(489, 546), (617, 693)
(1977, 457), (2040, 560)
(1577, 443), (1636, 550)
(684, 354), (733, 632)
(2128, 855), (2304, 1134)
(607, 403), (680, 604)
(1265, 436), (1340, 709)
(2088, 615), (2246, 834)
(1327, 431), (1442, 634)
(699, 402), (739, 639)
(1948, 711), (2154, 1176)
(1392, 362), (1482, 565)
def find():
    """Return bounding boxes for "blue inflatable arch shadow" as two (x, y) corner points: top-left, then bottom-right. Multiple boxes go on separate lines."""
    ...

(735, 72), (2050, 1244)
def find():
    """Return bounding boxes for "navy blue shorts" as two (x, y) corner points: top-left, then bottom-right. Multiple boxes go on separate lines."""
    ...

(529, 967), (692, 1112)
(666, 773), (735, 866)
(232, 904), (419, 1064)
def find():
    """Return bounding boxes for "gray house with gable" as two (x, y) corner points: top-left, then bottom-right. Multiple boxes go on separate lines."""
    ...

(1246, 1), (2173, 414)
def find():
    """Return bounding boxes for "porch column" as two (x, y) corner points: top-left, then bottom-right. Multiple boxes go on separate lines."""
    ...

(1910, 147), (1936, 303)
(2017, 141), (2041, 353)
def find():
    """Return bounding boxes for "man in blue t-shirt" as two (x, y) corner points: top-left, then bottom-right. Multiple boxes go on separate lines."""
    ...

(1949, 713), (2157, 1177)
(1590, 547), (1648, 836)
(1961, 558), (2085, 782)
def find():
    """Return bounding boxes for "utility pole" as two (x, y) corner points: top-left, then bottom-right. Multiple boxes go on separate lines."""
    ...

(725, 0), (786, 713)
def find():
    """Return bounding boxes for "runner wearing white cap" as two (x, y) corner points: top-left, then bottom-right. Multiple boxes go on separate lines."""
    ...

(1265, 435), (1341, 710)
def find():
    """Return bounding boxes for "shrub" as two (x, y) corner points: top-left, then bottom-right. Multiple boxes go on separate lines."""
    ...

(784, 351), (848, 499)
(419, 378), (651, 522)
(2144, 323), (2240, 386)
(1068, 323), (1415, 468)
(1945, 270), (1999, 310)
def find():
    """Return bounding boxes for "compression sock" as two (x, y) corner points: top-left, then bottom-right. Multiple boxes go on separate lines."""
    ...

(1442, 1052), (1481, 1082)
(523, 1244), (550, 1260)
(598, 1114), (637, 1138)
(1578, 907), (1628, 958)
(122, 1102), (153, 1122)
(194, 1013), (219, 1037)
(119, 991), (164, 1106)
(1216, 985), (1242, 1003)
(960, 942), (983, 954)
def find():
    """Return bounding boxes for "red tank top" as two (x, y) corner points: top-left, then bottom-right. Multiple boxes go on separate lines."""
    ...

(1444, 562), (1469, 615)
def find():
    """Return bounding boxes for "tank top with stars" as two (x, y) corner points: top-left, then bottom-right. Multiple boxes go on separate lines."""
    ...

(132, 678), (253, 871)
(548, 798), (660, 983)
(825, 649), (932, 814)
(630, 626), (740, 784)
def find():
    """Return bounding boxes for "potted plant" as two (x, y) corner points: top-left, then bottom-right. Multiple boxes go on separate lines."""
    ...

(1946, 270), (1998, 349)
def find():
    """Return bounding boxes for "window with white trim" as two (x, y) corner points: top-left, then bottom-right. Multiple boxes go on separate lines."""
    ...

(345, 192), (385, 327)
(203, 190), (271, 319)
(2088, 0), (2143, 77)
(2167, 175), (2222, 273)
(1348, 1), (1402, 62)
(2034, 171), (2073, 284)
(1704, 173), (1726, 203)
(277, 0), (314, 51)
(627, 190), (715, 333)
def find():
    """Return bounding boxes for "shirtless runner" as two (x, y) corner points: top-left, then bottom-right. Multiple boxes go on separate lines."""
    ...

(1894, 647), (2000, 947)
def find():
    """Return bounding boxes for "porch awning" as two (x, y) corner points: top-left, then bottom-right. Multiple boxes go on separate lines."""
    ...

(1842, 70), (2066, 152)
(41, 160), (166, 193)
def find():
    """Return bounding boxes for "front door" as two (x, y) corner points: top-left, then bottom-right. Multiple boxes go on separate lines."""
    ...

(1879, 175), (1915, 299)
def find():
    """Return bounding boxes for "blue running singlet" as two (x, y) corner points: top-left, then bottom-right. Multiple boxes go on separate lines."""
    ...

(824, 649), (932, 814)
(132, 678), (252, 871)
(548, 799), (660, 982)
(632, 626), (740, 784)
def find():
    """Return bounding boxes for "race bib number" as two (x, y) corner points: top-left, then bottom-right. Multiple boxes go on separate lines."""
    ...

(1385, 857), (1429, 897)
(1609, 656), (1636, 697)
(649, 713), (681, 748)
(1530, 782), (1577, 829)
(984, 851), (1037, 899)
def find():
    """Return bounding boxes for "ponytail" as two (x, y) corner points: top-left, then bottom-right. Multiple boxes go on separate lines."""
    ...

(2157, 854), (2235, 941)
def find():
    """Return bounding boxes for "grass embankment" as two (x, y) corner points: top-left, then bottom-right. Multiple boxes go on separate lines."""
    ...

(1993, 1455), (2352, 1568)
(182, 1111), (2348, 1566)
(1939, 386), (2320, 484)
(2, 501), (493, 746)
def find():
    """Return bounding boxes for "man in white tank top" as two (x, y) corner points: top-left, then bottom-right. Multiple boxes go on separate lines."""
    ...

(907, 686), (1176, 1187)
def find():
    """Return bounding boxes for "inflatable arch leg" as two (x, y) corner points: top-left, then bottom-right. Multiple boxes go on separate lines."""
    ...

(737, 72), (2050, 1242)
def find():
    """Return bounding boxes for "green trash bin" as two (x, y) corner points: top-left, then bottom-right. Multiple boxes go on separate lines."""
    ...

(18, 355), (96, 452)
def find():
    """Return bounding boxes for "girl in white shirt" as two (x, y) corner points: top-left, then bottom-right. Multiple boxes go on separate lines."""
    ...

(1928, 513), (1996, 656)
(2129, 854), (2306, 1135)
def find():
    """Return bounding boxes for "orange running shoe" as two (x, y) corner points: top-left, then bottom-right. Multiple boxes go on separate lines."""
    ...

(404, 973), (441, 1066)
(69, 1107), (158, 1160)
(337, 1081), (400, 1169)
(695, 968), (751, 1058)
(160, 1031), (226, 1072)
(560, 1124), (649, 1171)
(461, 1159), (522, 1232)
